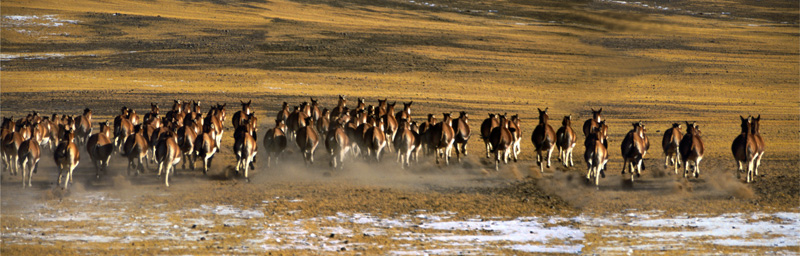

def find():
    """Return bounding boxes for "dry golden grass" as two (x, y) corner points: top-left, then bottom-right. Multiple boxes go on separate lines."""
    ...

(1, 0), (798, 254)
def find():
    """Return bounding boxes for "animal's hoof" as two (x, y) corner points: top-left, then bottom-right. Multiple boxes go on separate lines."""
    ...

(694, 172), (699, 178)
(601, 170), (606, 178)
(246, 178), (251, 183)
(636, 172), (641, 178)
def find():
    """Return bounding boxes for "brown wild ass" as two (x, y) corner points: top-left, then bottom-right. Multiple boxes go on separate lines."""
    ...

(263, 119), (288, 168)
(195, 122), (218, 175)
(296, 117), (320, 165)
(509, 115), (522, 162)
(74, 108), (93, 147)
(383, 102), (398, 152)
(2, 122), (25, 175)
(556, 115), (577, 167)
(584, 124), (608, 186)
(431, 113), (456, 165)
(233, 119), (257, 181)
(330, 95), (347, 119)
(731, 116), (758, 182)
(480, 113), (500, 159)
(144, 103), (160, 127)
(122, 125), (149, 176)
(204, 104), (225, 147)
(582, 108), (603, 137)
(394, 119), (417, 169)
(287, 106), (308, 142)
(318, 108), (331, 140)
(18, 134), (41, 188)
(232, 100), (253, 130)
(751, 115), (765, 177)
(452, 111), (471, 163)
(86, 121), (114, 179)
(114, 108), (135, 152)
(156, 128), (182, 187)
(531, 108), (556, 173)
(489, 114), (514, 171)
(55, 128), (80, 189)
(326, 119), (351, 169)
(620, 122), (650, 181)
(177, 123), (198, 170)
(662, 123), (683, 174)
(679, 122), (705, 179)
(365, 117), (387, 162)
(310, 98), (322, 121)
(395, 101), (413, 123)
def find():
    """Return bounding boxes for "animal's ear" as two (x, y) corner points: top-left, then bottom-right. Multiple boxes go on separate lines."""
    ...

(538, 108), (542, 112)
(591, 108), (595, 112)
(598, 108), (602, 112)
(757, 114), (761, 120)
(248, 100), (252, 104)
(567, 115), (571, 120)
(544, 107), (548, 112)
(409, 101), (413, 105)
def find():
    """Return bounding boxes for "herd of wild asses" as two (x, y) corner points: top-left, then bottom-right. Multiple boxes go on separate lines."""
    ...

(1, 96), (766, 188)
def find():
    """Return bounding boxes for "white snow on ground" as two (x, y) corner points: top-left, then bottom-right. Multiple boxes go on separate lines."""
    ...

(2, 15), (78, 27)
(4, 193), (798, 254)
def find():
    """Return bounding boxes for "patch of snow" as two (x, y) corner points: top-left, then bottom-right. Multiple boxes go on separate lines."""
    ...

(509, 244), (584, 254)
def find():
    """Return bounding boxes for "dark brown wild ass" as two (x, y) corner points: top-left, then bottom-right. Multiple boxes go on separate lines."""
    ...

(452, 111), (471, 163)
(122, 125), (149, 176)
(2, 122), (25, 175)
(662, 123), (683, 174)
(232, 100), (254, 130)
(75, 108), (93, 147)
(318, 108), (331, 140)
(430, 113), (456, 165)
(365, 116), (387, 162)
(480, 113), (500, 159)
(394, 119), (417, 169)
(383, 102), (398, 152)
(489, 114), (514, 171)
(679, 122), (704, 179)
(620, 122), (650, 181)
(86, 121), (114, 179)
(330, 96), (347, 119)
(55, 128), (80, 189)
(177, 122), (198, 170)
(263, 119), (287, 168)
(18, 134), (41, 188)
(556, 115), (577, 167)
(582, 108), (603, 137)
(584, 124), (608, 186)
(156, 128), (181, 187)
(395, 101), (413, 123)
(326, 119), (350, 169)
(233, 119), (257, 181)
(194, 123), (218, 175)
(310, 98), (322, 121)
(531, 108), (556, 173)
(731, 116), (758, 182)
(296, 117), (320, 165)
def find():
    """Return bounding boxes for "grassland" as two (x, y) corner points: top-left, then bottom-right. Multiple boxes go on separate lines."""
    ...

(1, 0), (798, 254)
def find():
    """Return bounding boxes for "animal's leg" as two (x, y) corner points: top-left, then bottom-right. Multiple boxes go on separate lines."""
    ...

(546, 147), (553, 168)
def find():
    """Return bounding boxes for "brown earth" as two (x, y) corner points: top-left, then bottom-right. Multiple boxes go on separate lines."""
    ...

(1, 0), (798, 254)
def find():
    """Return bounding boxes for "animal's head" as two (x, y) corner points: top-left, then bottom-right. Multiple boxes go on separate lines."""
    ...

(562, 115), (572, 126)
(538, 108), (549, 124)
(590, 108), (603, 122)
